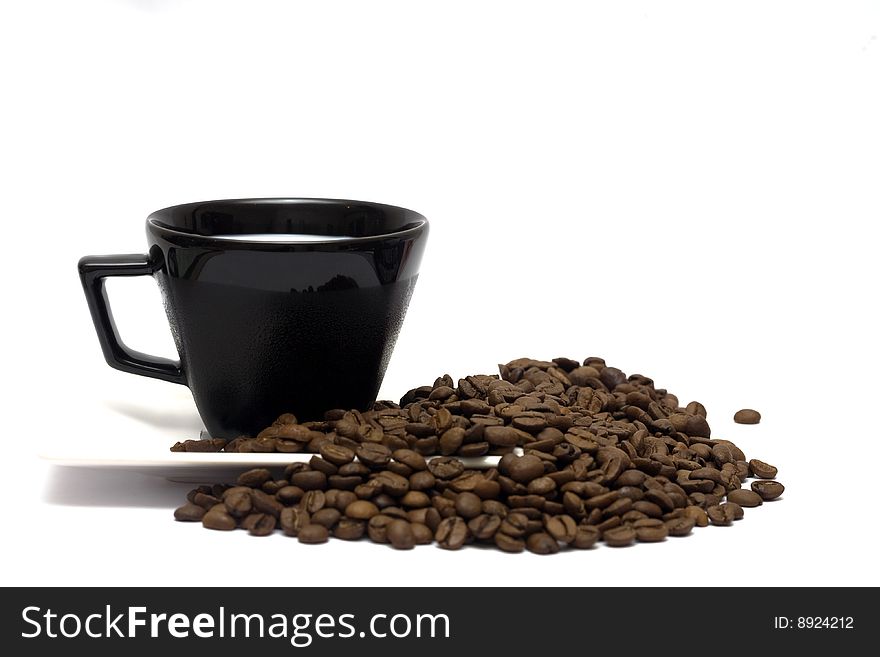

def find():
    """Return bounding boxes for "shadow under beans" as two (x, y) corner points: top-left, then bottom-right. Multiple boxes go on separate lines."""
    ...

(42, 466), (191, 508)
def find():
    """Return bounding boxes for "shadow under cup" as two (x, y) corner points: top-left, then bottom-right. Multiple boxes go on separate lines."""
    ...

(79, 198), (429, 439)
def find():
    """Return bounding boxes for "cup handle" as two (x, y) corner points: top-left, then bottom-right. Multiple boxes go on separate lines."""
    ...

(78, 254), (187, 385)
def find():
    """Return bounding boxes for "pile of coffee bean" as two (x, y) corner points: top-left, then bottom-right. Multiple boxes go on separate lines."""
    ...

(173, 356), (784, 553)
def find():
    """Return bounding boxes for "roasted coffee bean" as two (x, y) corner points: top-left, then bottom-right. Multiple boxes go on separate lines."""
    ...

(311, 508), (341, 529)
(427, 457), (465, 480)
(727, 488), (763, 507)
(244, 513), (276, 536)
(291, 470), (327, 491)
(409, 470), (436, 490)
(725, 501), (745, 520)
(280, 507), (311, 536)
(749, 459), (778, 479)
(174, 503), (206, 522)
(435, 517), (468, 550)
(411, 523), (434, 545)
(301, 490), (326, 514)
(357, 443), (392, 467)
(494, 532), (525, 553)
(320, 444), (355, 466)
(387, 520), (416, 549)
(545, 514), (577, 543)
(665, 516), (696, 537)
(526, 532), (559, 554)
(527, 476), (556, 496)
(684, 506), (709, 527)
(346, 500), (380, 520)
(603, 525), (636, 547)
(401, 491), (431, 508)
(192, 492), (221, 509)
(224, 490), (253, 518)
(251, 489), (283, 517)
(298, 524), (329, 544)
(393, 449), (427, 471)
(572, 525), (600, 549)
(734, 409), (761, 424)
(751, 480), (784, 501)
(633, 518), (668, 543)
(707, 504), (737, 526)
(478, 426), (514, 449)
(202, 510), (236, 531)
(468, 514), (502, 540)
(237, 468), (273, 488)
(454, 492), (482, 519)
(506, 455), (546, 483)
(367, 515), (394, 543)
(685, 401), (707, 418)
(333, 518), (366, 540)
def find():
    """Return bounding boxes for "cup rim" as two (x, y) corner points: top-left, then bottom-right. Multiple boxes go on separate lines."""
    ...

(147, 197), (428, 246)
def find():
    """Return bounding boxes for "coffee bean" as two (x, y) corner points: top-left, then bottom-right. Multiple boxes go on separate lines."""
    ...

(224, 490), (253, 518)
(454, 492), (482, 519)
(345, 500), (380, 520)
(545, 514), (577, 543)
(173, 503), (206, 522)
(401, 491), (431, 508)
(427, 457), (465, 480)
(727, 488), (763, 507)
(245, 513), (276, 536)
(409, 470), (436, 490)
(707, 504), (736, 526)
(665, 516), (696, 537)
(634, 519), (668, 543)
(301, 490), (326, 514)
(237, 468), (273, 488)
(468, 514), (501, 540)
(526, 532), (560, 555)
(333, 518), (365, 540)
(725, 501), (744, 520)
(435, 517), (468, 550)
(367, 515), (393, 543)
(291, 470), (327, 491)
(251, 489), (283, 517)
(494, 532), (525, 553)
(202, 510), (236, 531)
(572, 525), (600, 549)
(280, 507), (310, 536)
(506, 455), (545, 483)
(751, 480), (784, 501)
(438, 428), (465, 455)
(734, 409), (761, 424)
(298, 524), (329, 544)
(311, 508), (341, 529)
(749, 459), (778, 479)
(393, 449), (427, 471)
(603, 525), (636, 547)
(685, 401), (707, 418)
(319, 444), (355, 466)
(357, 443), (392, 467)
(387, 520), (416, 549)
(684, 506), (709, 527)
(527, 476), (556, 496)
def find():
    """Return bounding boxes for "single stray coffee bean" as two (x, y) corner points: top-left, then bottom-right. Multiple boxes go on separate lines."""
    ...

(733, 409), (761, 424)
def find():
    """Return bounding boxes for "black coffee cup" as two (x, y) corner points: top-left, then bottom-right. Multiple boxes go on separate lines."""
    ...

(78, 198), (429, 439)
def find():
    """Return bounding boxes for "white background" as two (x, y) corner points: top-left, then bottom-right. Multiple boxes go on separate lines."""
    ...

(1, 0), (878, 586)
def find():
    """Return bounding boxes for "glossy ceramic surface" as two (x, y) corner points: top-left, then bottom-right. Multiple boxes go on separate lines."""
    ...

(79, 198), (429, 439)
